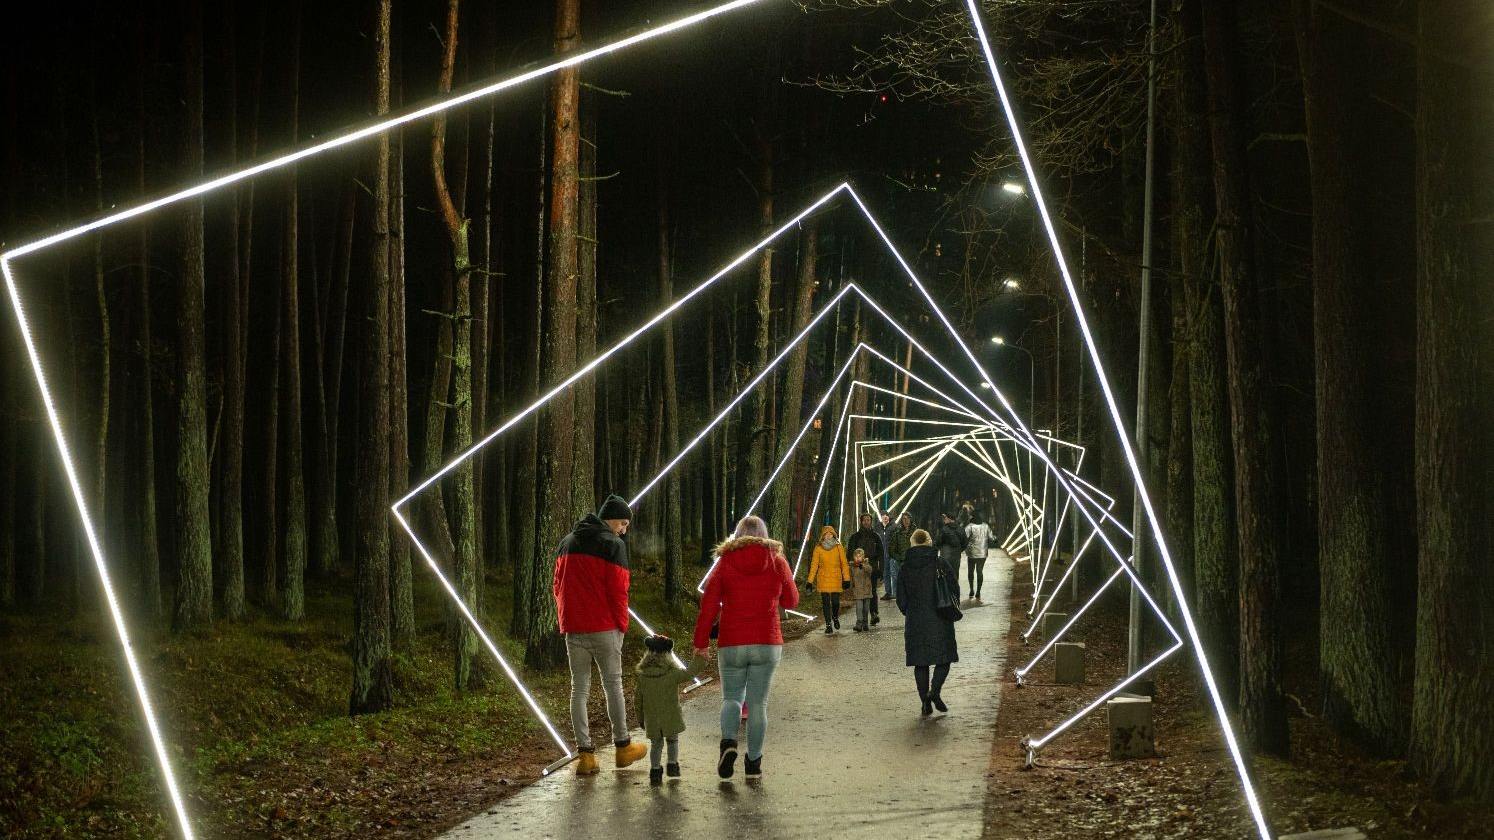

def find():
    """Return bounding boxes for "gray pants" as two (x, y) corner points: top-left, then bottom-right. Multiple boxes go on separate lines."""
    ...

(566, 630), (628, 751)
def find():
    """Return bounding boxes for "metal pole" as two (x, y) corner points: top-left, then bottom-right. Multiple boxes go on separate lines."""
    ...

(1127, 0), (1159, 676)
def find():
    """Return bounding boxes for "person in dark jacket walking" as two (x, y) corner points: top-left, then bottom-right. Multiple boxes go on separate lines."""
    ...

(884, 512), (912, 601)
(845, 513), (884, 625)
(933, 512), (966, 584)
(553, 494), (649, 775)
(635, 635), (709, 785)
(693, 515), (799, 781)
(896, 529), (959, 716)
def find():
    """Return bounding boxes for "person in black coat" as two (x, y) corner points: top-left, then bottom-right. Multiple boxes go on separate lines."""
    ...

(895, 529), (959, 716)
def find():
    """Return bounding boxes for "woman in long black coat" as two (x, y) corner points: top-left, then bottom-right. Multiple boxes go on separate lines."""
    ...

(895, 528), (959, 716)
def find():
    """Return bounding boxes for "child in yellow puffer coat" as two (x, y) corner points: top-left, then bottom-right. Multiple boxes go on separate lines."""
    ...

(806, 525), (850, 634)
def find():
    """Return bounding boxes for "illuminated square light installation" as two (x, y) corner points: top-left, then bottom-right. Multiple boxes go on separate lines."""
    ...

(0, 0), (1274, 835)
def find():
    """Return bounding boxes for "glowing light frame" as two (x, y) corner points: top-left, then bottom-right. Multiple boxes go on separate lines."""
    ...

(0, 1), (781, 831)
(964, 3), (1272, 833)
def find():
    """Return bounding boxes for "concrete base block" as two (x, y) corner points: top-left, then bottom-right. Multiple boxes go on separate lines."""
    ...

(1107, 695), (1155, 759)
(1039, 612), (1068, 644)
(1278, 830), (1365, 840)
(1053, 642), (1085, 684)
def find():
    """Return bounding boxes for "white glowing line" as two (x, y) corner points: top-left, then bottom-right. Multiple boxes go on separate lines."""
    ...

(1, 257), (197, 836)
(1, 0), (771, 262)
(959, 14), (1264, 829)
(841, 183), (1182, 666)
(631, 282), (855, 506)
(1016, 565), (1126, 678)
(1024, 519), (1105, 634)
(401, 182), (849, 512)
(392, 509), (573, 755)
(625, 606), (701, 685)
(1027, 639), (1184, 751)
(791, 381), (859, 577)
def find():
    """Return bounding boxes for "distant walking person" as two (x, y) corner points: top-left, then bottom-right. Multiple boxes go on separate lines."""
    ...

(934, 512), (966, 585)
(693, 515), (800, 781)
(553, 494), (649, 774)
(896, 529), (959, 716)
(884, 512), (911, 601)
(963, 511), (992, 600)
(806, 525), (851, 634)
(846, 513), (884, 625)
(635, 635), (708, 786)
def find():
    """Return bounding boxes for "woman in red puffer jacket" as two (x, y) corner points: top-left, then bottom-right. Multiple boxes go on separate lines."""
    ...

(692, 515), (799, 782)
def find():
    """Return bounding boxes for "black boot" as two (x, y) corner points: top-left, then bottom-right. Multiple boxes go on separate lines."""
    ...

(744, 755), (762, 779)
(931, 693), (948, 713)
(666, 762), (681, 778)
(718, 739), (738, 779)
(650, 767), (664, 786)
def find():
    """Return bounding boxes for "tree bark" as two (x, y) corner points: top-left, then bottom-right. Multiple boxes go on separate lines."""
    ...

(281, 1), (308, 621)
(526, 0), (581, 670)
(1408, 0), (1494, 801)
(351, 0), (395, 716)
(510, 98), (546, 638)
(389, 102), (415, 652)
(657, 154), (683, 604)
(1200, 0), (1287, 755)
(218, 0), (247, 622)
(770, 218), (818, 533)
(1294, 0), (1414, 755)
(172, 0), (213, 632)
(431, 0), (480, 688)
(572, 89), (597, 517)
(741, 148), (775, 513)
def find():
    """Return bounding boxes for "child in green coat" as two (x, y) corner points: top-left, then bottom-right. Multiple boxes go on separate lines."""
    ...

(636, 635), (709, 785)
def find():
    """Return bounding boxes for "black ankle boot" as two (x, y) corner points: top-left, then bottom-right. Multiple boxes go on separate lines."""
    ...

(718, 739), (738, 779)
(932, 693), (948, 713)
(921, 698), (933, 716)
(650, 767), (663, 786)
(666, 762), (680, 778)
(744, 755), (762, 779)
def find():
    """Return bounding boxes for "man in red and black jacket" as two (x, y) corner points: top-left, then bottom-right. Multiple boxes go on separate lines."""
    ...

(553, 494), (648, 775)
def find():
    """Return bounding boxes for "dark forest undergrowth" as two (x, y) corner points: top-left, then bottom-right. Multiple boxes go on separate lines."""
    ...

(0, 559), (715, 839)
(981, 558), (1494, 840)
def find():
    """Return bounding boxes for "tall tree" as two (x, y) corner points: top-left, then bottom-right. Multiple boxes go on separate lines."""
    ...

(1200, 0), (1287, 755)
(527, 0), (581, 669)
(656, 151), (683, 604)
(770, 218), (818, 536)
(350, 0), (395, 716)
(1408, 0), (1494, 802)
(1293, 0), (1413, 754)
(740, 137), (775, 512)
(389, 121), (415, 652)
(218, 0), (247, 622)
(1174, 0), (1233, 701)
(172, 0), (213, 632)
(431, 0), (480, 688)
(572, 90), (597, 517)
(510, 99), (546, 638)
(280, 0), (308, 621)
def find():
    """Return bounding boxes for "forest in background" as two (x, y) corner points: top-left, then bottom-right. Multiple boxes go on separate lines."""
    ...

(0, 0), (1491, 835)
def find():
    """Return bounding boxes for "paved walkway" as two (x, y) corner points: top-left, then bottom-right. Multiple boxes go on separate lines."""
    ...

(442, 553), (1012, 840)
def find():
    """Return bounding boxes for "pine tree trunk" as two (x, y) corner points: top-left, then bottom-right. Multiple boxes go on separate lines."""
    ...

(281, 2), (308, 621)
(1173, 0), (1233, 705)
(390, 119), (415, 653)
(1200, 0), (1287, 755)
(1294, 0), (1414, 755)
(657, 158), (683, 604)
(741, 151), (774, 512)
(218, 1), (247, 622)
(510, 98), (546, 638)
(261, 220), (283, 610)
(431, 0), (480, 689)
(312, 183), (354, 578)
(572, 90), (597, 517)
(528, 0), (581, 670)
(132, 21), (162, 618)
(172, 0), (213, 632)
(90, 81), (110, 576)
(770, 218), (818, 532)
(351, 0), (395, 716)
(1408, 0), (1494, 801)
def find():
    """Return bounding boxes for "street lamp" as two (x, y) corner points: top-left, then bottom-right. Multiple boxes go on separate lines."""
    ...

(1001, 181), (1026, 196)
(1001, 276), (1021, 291)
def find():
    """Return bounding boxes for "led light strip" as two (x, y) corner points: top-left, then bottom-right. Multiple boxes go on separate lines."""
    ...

(0, 3), (785, 824)
(961, 7), (1269, 833)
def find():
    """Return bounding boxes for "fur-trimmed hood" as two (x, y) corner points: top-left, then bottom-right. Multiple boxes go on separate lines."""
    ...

(714, 534), (785, 577)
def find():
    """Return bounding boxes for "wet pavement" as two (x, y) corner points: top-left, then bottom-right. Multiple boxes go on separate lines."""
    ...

(441, 553), (1012, 840)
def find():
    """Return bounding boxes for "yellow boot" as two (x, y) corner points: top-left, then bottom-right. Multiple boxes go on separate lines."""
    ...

(575, 751), (599, 775)
(614, 740), (648, 768)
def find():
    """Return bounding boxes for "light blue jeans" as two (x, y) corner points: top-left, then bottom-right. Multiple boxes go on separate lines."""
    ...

(718, 644), (783, 759)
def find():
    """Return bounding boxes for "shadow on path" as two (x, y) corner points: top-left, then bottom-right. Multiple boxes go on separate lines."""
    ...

(442, 555), (1012, 840)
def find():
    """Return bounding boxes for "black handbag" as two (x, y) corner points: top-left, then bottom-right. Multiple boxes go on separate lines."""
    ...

(934, 566), (963, 622)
